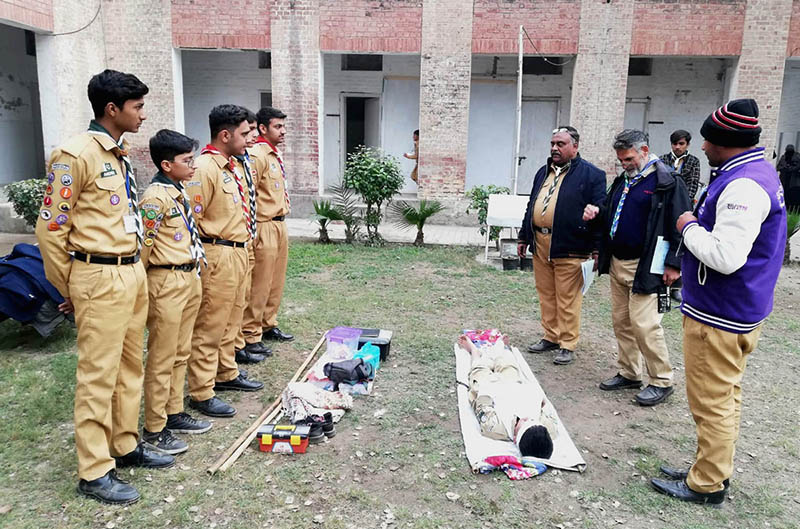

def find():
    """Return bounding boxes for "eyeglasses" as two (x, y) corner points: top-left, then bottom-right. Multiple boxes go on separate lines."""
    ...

(175, 158), (195, 168)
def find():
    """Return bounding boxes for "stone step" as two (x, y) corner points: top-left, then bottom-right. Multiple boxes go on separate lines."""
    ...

(0, 202), (33, 234)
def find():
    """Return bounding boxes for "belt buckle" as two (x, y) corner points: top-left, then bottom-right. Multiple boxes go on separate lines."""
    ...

(543, 227), (551, 234)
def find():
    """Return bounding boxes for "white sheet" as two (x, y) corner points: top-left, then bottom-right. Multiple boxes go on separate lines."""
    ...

(454, 343), (587, 473)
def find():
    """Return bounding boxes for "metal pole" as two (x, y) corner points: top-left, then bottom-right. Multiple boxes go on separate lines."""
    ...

(512, 25), (524, 195)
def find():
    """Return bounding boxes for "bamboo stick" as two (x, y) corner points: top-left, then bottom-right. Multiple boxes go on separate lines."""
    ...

(207, 333), (327, 474)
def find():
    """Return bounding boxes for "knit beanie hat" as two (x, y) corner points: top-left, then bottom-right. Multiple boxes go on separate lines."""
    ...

(700, 99), (761, 147)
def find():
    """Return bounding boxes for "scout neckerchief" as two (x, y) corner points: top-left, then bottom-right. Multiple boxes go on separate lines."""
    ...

(151, 171), (207, 276)
(87, 120), (143, 249)
(234, 152), (257, 239)
(255, 135), (290, 211)
(540, 161), (570, 217)
(200, 145), (253, 241)
(609, 158), (658, 239)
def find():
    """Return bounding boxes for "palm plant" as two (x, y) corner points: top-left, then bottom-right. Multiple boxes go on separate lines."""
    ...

(785, 206), (800, 265)
(390, 199), (445, 246)
(311, 199), (342, 243)
(331, 181), (362, 244)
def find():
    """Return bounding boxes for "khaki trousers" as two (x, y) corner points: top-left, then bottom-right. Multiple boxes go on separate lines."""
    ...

(70, 259), (147, 481)
(144, 267), (201, 432)
(684, 316), (761, 493)
(234, 245), (256, 351)
(532, 235), (585, 351)
(188, 244), (247, 401)
(241, 220), (288, 342)
(468, 347), (520, 440)
(609, 257), (673, 387)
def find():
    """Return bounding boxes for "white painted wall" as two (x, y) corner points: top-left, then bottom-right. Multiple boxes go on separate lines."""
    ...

(181, 50), (271, 146)
(625, 58), (732, 182)
(777, 59), (800, 157)
(0, 24), (44, 184)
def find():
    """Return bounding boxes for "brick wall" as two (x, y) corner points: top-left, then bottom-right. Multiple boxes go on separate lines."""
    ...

(0, 0), (53, 32)
(102, 0), (177, 180)
(777, 62), (800, 153)
(731, 0), (793, 158)
(418, 0), (474, 198)
(789, 0), (800, 57)
(271, 0), (321, 194)
(472, 0), (579, 55)
(171, 0), (269, 49)
(319, 0), (421, 53)
(631, 0), (745, 56)
(570, 0), (634, 175)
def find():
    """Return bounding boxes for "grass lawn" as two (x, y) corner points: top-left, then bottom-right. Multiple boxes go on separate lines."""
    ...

(1, 241), (799, 529)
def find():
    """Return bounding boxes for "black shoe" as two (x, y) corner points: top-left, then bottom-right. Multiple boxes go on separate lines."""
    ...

(650, 478), (726, 506)
(321, 412), (336, 438)
(142, 428), (189, 455)
(77, 470), (140, 505)
(527, 339), (559, 353)
(295, 416), (325, 444)
(263, 327), (294, 342)
(553, 348), (573, 365)
(636, 385), (674, 406)
(214, 374), (264, 392)
(599, 373), (643, 391)
(114, 443), (175, 469)
(236, 344), (270, 364)
(188, 396), (236, 417)
(166, 412), (212, 434)
(659, 466), (730, 489)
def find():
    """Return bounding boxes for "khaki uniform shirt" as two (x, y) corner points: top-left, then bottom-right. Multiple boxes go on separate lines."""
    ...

(532, 163), (570, 229)
(139, 182), (195, 267)
(35, 132), (139, 297)
(249, 142), (289, 221)
(189, 153), (249, 243)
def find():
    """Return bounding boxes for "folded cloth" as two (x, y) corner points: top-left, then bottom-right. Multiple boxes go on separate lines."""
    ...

(281, 382), (353, 423)
(480, 455), (547, 480)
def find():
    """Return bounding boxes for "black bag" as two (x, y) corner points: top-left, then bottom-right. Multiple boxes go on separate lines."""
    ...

(323, 358), (374, 390)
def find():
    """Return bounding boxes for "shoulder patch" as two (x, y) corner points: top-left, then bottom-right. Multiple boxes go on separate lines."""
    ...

(141, 203), (160, 211)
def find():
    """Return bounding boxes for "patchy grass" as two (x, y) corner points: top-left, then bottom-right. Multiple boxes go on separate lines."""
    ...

(0, 241), (799, 528)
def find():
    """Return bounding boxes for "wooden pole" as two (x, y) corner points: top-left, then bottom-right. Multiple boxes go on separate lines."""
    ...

(206, 333), (327, 475)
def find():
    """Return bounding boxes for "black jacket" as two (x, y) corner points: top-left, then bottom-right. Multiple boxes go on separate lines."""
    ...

(595, 159), (691, 294)
(518, 155), (607, 258)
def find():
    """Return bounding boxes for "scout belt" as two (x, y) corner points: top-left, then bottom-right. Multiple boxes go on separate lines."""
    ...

(73, 251), (140, 265)
(199, 237), (246, 248)
(271, 216), (285, 221)
(152, 263), (195, 272)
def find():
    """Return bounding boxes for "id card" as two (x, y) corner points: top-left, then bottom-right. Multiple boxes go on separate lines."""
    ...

(123, 215), (139, 233)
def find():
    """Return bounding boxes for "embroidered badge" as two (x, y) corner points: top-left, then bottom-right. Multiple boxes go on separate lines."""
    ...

(156, 213), (164, 221)
(194, 195), (203, 203)
(145, 219), (156, 229)
(104, 162), (113, 171)
(185, 181), (201, 187)
(40, 209), (52, 221)
(223, 175), (232, 184)
(144, 238), (154, 247)
(46, 185), (53, 195)
(270, 162), (278, 172)
(169, 207), (180, 218)
(232, 195), (239, 204)
(60, 188), (72, 199)
(47, 221), (59, 231)
(52, 163), (70, 171)
(142, 203), (159, 210)
(110, 194), (120, 206)
(58, 202), (70, 212)
(55, 214), (68, 225)
(194, 204), (203, 214)
(146, 210), (157, 220)
(146, 229), (156, 237)
(47, 172), (55, 183)
(174, 232), (183, 242)
(61, 174), (73, 186)
(275, 181), (280, 190)
(43, 196), (53, 207)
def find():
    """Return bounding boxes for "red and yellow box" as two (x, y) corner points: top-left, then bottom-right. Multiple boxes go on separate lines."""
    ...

(257, 424), (311, 454)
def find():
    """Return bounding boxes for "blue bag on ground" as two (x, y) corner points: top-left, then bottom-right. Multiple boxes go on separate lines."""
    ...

(354, 342), (380, 373)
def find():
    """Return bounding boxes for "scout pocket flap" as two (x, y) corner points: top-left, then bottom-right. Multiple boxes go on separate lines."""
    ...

(95, 174), (125, 191)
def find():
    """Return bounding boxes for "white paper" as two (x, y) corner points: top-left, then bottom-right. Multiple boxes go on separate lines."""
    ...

(581, 258), (595, 296)
(650, 236), (670, 275)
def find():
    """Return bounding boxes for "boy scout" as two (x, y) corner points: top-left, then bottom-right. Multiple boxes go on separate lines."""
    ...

(234, 110), (272, 364)
(35, 70), (173, 506)
(187, 104), (264, 419)
(240, 107), (294, 350)
(140, 129), (212, 455)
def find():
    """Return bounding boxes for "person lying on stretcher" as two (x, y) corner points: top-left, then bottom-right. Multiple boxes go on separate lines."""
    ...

(458, 334), (558, 459)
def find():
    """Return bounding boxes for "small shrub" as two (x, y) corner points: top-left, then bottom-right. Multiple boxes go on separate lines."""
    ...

(311, 199), (342, 244)
(343, 146), (404, 245)
(465, 184), (511, 241)
(6, 178), (47, 228)
(390, 199), (445, 246)
(331, 181), (362, 244)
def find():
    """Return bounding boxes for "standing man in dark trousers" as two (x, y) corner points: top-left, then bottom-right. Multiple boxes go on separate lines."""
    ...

(583, 129), (690, 406)
(518, 126), (606, 365)
(35, 70), (173, 505)
(660, 130), (701, 202)
(240, 107), (293, 349)
(187, 104), (264, 419)
(652, 99), (786, 505)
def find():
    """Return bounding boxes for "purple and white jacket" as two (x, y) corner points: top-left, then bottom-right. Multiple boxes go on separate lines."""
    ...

(680, 147), (787, 334)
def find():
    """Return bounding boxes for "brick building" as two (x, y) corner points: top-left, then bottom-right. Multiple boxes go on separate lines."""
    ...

(1, 0), (799, 212)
